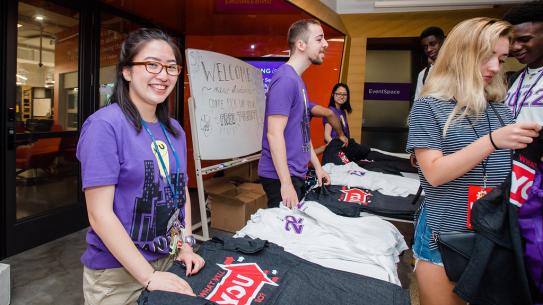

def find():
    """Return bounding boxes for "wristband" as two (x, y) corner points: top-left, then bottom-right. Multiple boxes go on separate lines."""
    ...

(145, 270), (156, 291)
(489, 132), (499, 150)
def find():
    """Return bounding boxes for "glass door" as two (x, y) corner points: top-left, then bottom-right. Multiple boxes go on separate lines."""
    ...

(3, 0), (87, 257)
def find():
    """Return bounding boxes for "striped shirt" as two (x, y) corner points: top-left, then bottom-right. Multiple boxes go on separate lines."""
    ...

(407, 97), (513, 249)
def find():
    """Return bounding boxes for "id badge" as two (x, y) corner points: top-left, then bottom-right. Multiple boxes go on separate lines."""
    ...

(467, 185), (492, 229)
(166, 209), (180, 233)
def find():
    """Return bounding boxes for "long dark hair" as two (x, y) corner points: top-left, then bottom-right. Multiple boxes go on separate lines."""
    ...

(328, 83), (352, 113)
(109, 28), (181, 136)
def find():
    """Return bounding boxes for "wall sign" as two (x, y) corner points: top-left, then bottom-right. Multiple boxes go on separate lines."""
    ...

(364, 83), (412, 101)
(215, 0), (297, 12)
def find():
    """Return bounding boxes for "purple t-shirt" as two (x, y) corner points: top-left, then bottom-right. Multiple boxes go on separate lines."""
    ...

(258, 64), (312, 179)
(322, 106), (350, 142)
(76, 103), (188, 269)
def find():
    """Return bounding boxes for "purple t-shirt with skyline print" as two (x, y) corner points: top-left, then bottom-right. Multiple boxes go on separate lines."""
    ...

(77, 103), (188, 269)
(258, 64), (312, 179)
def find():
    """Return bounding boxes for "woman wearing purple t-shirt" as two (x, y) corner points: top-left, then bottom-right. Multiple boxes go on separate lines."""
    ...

(323, 83), (351, 144)
(77, 29), (203, 305)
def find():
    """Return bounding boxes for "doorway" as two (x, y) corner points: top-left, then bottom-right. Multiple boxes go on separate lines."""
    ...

(1, 0), (87, 258)
(362, 37), (425, 152)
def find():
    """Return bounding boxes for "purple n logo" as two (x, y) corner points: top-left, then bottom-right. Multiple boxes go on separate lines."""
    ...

(284, 216), (304, 234)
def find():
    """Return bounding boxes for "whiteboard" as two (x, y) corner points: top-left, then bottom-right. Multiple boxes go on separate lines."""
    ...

(32, 98), (52, 117)
(186, 49), (266, 160)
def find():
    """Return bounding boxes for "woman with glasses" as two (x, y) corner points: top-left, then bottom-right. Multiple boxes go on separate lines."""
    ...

(77, 28), (203, 305)
(407, 18), (540, 305)
(324, 83), (352, 143)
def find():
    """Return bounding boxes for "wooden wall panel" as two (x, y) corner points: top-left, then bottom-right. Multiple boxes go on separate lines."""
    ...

(340, 7), (510, 142)
(287, 0), (348, 35)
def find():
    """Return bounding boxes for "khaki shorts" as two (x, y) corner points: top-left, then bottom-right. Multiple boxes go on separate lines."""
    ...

(83, 256), (173, 305)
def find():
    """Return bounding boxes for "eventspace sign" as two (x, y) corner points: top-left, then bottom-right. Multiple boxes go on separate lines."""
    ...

(364, 83), (412, 101)
(215, 0), (297, 12)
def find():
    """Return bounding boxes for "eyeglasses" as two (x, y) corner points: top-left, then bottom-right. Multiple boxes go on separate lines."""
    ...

(334, 93), (348, 97)
(130, 61), (182, 76)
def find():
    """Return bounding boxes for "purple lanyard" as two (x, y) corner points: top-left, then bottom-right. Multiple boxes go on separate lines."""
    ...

(512, 68), (543, 119)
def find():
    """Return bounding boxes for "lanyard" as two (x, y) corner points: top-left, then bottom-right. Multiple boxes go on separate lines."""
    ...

(301, 89), (311, 152)
(141, 120), (181, 204)
(340, 114), (346, 129)
(464, 103), (504, 188)
(511, 68), (543, 118)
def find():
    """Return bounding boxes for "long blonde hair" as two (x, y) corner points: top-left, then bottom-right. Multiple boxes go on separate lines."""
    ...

(421, 17), (512, 135)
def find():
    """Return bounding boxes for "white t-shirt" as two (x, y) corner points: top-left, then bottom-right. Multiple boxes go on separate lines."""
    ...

(235, 202), (408, 285)
(414, 65), (433, 100)
(505, 66), (543, 123)
(322, 162), (420, 197)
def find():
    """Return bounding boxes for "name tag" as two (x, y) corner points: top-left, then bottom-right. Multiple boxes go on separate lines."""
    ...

(467, 185), (492, 229)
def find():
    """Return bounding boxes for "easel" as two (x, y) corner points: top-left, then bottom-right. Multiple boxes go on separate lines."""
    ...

(185, 49), (266, 241)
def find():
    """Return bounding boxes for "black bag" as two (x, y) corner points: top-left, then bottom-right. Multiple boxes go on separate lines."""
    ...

(435, 179), (509, 282)
(436, 231), (476, 282)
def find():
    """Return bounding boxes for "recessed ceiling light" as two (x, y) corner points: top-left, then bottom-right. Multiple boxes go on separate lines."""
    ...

(34, 15), (44, 21)
(17, 23), (22, 28)
(250, 44), (255, 50)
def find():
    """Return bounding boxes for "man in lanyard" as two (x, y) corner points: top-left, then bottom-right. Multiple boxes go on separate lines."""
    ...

(258, 19), (331, 208)
(414, 27), (445, 100)
(504, 1), (543, 123)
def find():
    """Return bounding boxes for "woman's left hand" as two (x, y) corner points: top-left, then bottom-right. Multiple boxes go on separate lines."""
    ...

(315, 168), (331, 186)
(176, 246), (205, 276)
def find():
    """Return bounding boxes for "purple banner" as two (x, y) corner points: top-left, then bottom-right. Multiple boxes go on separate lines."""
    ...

(364, 82), (413, 101)
(245, 60), (286, 93)
(215, 0), (297, 13)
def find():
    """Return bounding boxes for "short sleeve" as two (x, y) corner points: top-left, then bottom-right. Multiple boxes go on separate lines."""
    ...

(76, 118), (120, 190)
(414, 69), (425, 100)
(406, 98), (443, 154)
(266, 76), (298, 116)
(307, 101), (316, 112)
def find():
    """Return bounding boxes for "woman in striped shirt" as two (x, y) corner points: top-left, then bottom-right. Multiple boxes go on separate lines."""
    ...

(407, 17), (541, 305)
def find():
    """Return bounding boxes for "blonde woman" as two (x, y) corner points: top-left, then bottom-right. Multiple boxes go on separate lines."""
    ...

(407, 17), (541, 305)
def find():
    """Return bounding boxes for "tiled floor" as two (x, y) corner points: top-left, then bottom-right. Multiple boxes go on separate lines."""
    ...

(2, 221), (419, 305)
(1, 229), (86, 305)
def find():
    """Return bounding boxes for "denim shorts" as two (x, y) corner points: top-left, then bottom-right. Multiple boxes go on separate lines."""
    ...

(413, 208), (443, 266)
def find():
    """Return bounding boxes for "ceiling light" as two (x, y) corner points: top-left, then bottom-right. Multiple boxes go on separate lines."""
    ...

(17, 23), (22, 28)
(16, 74), (28, 81)
(262, 54), (289, 57)
(250, 44), (255, 50)
(34, 15), (44, 21)
(328, 38), (345, 42)
(374, 0), (526, 8)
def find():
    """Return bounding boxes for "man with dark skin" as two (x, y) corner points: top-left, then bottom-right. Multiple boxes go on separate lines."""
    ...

(504, 0), (543, 124)
(414, 27), (445, 100)
(503, 2), (543, 300)
(411, 26), (445, 167)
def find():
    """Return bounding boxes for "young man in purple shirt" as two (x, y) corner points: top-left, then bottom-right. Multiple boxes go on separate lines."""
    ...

(258, 19), (331, 208)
